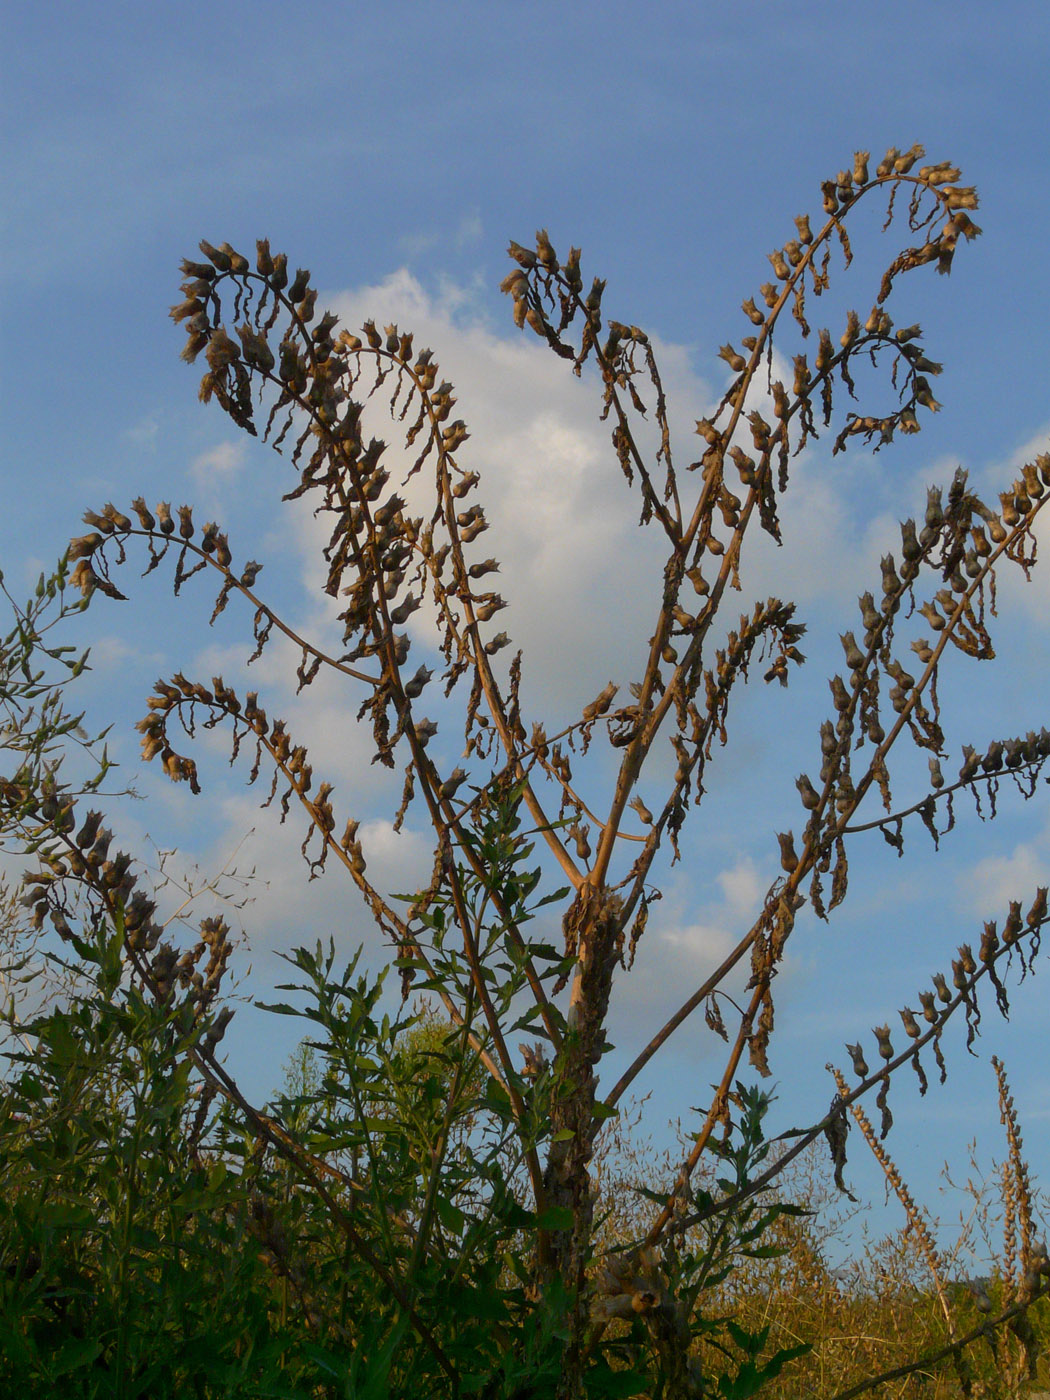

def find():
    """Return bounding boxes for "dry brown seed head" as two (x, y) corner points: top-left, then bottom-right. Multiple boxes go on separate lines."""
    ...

(899, 1007), (921, 1039)
(847, 1042), (869, 1077)
(777, 831), (798, 872)
(741, 297), (764, 326)
(1021, 887), (1047, 933)
(796, 773), (820, 809)
(440, 768), (468, 800)
(534, 228), (557, 268)
(876, 148), (900, 178)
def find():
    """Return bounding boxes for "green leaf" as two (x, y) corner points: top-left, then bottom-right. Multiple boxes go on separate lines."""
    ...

(536, 1205), (575, 1230)
(587, 1364), (650, 1397)
(48, 1335), (104, 1378)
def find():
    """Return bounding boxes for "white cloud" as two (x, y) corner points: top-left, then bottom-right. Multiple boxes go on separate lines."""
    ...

(200, 792), (436, 959)
(306, 271), (709, 722)
(962, 828), (1050, 914)
(191, 441), (248, 489)
(455, 209), (483, 248)
(716, 854), (764, 920)
(124, 416), (159, 450)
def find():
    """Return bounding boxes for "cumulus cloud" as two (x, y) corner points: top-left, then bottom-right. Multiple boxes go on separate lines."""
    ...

(962, 821), (1050, 914)
(191, 440), (248, 491)
(123, 416), (159, 450)
(203, 792), (437, 960)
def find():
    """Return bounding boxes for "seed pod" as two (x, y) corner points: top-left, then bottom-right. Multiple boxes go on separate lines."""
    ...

(900, 519), (921, 563)
(880, 554), (901, 601)
(873, 1025), (893, 1061)
(768, 249), (791, 281)
(440, 768), (468, 800)
(793, 354), (810, 395)
(199, 240), (232, 272)
(981, 740), (1003, 773)
(777, 831), (798, 872)
(474, 596), (505, 623)
(573, 825), (591, 862)
(840, 632), (865, 671)
(999, 491), (1020, 526)
(748, 412), (771, 450)
(918, 601), (945, 631)
(729, 446), (757, 486)
(922, 487), (943, 532)
(846, 1042), (869, 1077)
(69, 533), (103, 560)
(101, 503), (131, 532)
(1026, 888), (1048, 930)
(899, 1007), (921, 1039)
(979, 922), (999, 964)
(414, 717), (437, 747)
(741, 297), (764, 326)
(857, 592), (880, 638)
(1004, 738), (1024, 767)
(815, 327), (834, 372)
(932, 972), (951, 1003)
(535, 228), (557, 268)
(129, 497), (155, 530)
(507, 241), (537, 269)
(403, 665), (431, 699)
(796, 774), (820, 810)
(719, 344), (747, 373)
(583, 682), (618, 722)
(876, 148), (899, 178)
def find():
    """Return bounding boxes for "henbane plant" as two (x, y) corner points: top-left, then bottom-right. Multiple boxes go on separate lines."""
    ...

(9, 141), (1049, 1396)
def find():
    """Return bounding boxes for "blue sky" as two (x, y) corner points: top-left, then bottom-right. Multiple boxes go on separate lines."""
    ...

(2, 1), (1049, 1263)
